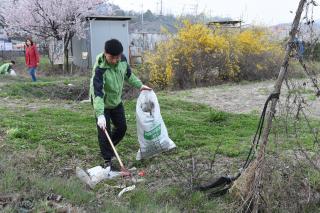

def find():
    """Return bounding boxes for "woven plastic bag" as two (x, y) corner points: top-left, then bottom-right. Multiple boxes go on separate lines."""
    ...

(136, 90), (176, 160)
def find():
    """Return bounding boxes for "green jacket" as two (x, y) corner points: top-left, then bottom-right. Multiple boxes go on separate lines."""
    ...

(0, 63), (12, 75)
(90, 53), (143, 117)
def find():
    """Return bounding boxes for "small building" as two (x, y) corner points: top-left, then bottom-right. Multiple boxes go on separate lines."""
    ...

(72, 16), (131, 68)
(0, 39), (12, 51)
(207, 20), (242, 31)
(129, 32), (167, 65)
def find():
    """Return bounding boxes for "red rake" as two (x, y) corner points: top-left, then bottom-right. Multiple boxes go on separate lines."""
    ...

(103, 128), (131, 177)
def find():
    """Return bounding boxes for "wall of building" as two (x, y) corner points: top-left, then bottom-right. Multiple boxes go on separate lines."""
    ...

(71, 35), (90, 69)
(72, 19), (130, 68)
(89, 19), (130, 67)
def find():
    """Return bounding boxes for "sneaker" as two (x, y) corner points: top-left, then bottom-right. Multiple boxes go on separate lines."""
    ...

(102, 160), (112, 169)
(110, 158), (121, 171)
(102, 160), (120, 171)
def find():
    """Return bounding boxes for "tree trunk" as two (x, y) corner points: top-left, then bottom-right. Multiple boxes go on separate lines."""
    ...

(232, 0), (307, 212)
(63, 33), (73, 74)
(63, 46), (69, 74)
(257, 0), (306, 160)
(45, 42), (54, 75)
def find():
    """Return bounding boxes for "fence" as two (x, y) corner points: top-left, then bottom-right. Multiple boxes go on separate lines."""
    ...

(0, 50), (25, 60)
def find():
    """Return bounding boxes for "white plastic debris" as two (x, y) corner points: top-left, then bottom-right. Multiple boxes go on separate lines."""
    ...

(87, 166), (110, 185)
(80, 99), (90, 103)
(118, 185), (136, 198)
(9, 69), (17, 76)
(76, 167), (95, 189)
(76, 166), (121, 189)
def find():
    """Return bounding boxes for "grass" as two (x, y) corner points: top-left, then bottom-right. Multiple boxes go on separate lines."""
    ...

(1, 56), (52, 75)
(0, 95), (260, 160)
(0, 75), (89, 100)
(2, 55), (86, 77)
(0, 78), (257, 212)
(13, 55), (50, 67)
(0, 76), (319, 212)
(2, 107), (97, 156)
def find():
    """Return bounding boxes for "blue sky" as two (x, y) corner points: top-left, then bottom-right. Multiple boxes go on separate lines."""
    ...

(111, 0), (317, 25)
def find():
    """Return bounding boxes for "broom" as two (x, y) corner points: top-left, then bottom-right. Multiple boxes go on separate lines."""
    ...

(103, 128), (131, 177)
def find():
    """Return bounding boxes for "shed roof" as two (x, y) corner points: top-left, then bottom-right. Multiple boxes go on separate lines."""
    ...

(86, 16), (131, 21)
(207, 20), (242, 25)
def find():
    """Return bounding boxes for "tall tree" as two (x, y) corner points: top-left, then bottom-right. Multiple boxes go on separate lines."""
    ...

(1, 0), (110, 72)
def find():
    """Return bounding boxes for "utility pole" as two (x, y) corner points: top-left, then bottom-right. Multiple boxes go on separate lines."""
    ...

(160, 0), (163, 16)
(190, 3), (198, 16)
(156, 1), (159, 15)
(141, 0), (143, 28)
(194, 3), (198, 16)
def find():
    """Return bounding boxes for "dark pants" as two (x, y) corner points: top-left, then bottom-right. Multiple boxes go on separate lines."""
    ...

(96, 103), (127, 161)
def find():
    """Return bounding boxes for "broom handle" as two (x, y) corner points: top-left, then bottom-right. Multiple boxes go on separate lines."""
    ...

(103, 128), (125, 168)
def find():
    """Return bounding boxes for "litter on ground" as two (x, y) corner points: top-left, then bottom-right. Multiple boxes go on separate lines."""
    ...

(76, 166), (120, 189)
(76, 166), (145, 189)
(118, 185), (136, 198)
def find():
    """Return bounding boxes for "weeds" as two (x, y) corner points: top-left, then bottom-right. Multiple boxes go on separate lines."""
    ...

(0, 77), (319, 212)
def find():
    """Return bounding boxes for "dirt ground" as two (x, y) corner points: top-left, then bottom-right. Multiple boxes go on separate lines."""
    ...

(169, 80), (320, 118)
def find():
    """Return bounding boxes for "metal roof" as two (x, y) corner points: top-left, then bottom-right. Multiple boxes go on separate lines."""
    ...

(207, 20), (242, 25)
(86, 16), (132, 21)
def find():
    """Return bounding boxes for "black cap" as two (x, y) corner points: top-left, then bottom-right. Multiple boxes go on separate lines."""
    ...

(104, 39), (123, 56)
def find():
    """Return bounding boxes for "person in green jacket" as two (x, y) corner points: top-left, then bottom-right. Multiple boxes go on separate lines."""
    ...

(0, 60), (15, 75)
(90, 39), (151, 169)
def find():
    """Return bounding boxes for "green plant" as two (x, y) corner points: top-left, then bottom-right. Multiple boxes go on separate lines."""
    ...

(207, 110), (228, 123)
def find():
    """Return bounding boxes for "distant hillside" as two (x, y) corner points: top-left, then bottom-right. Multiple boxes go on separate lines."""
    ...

(269, 19), (320, 41)
(129, 12), (178, 33)
(107, 4), (231, 34)
(129, 10), (233, 34)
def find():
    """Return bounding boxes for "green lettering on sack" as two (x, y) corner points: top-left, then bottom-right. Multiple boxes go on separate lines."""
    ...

(144, 124), (161, 140)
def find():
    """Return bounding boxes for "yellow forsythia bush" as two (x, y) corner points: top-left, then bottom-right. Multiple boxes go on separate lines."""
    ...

(143, 21), (284, 89)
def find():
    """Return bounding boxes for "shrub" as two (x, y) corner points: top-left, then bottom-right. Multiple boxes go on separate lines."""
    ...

(143, 21), (284, 89)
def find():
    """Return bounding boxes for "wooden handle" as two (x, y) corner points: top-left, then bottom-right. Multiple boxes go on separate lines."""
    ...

(103, 128), (124, 168)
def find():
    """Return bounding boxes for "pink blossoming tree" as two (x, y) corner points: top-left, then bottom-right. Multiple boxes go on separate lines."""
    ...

(2, 0), (111, 72)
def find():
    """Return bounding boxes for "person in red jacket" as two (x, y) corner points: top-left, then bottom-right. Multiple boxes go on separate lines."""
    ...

(25, 38), (40, 82)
